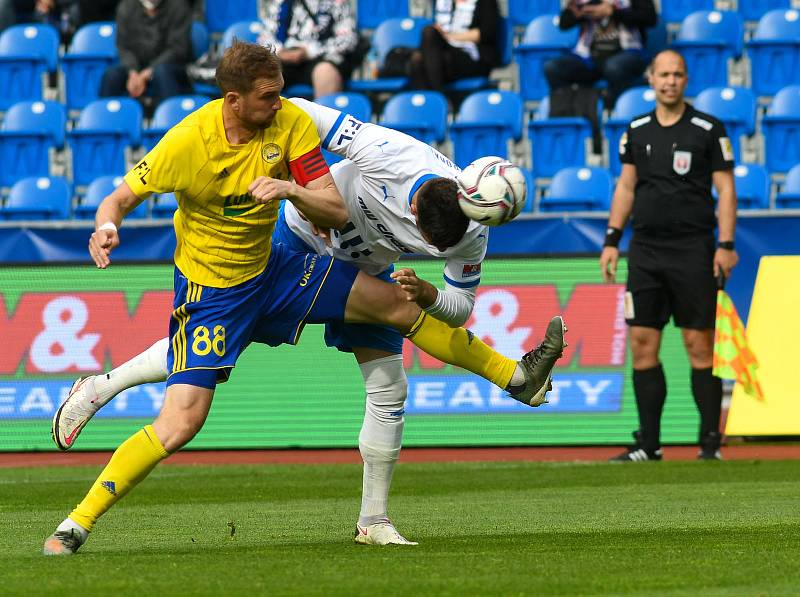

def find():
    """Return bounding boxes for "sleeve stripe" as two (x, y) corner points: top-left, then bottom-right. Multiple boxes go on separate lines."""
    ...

(444, 274), (480, 288)
(322, 112), (346, 150)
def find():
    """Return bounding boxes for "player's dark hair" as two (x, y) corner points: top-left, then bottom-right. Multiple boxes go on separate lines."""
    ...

(216, 40), (282, 94)
(416, 178), (469, 252)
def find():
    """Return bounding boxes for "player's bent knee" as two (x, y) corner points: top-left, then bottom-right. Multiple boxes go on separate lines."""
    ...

(361, 355), (407, 419)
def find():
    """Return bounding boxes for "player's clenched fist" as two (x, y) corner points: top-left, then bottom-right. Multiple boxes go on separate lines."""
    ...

(248, 176), (296, 204)
(88, 225), (119, 269)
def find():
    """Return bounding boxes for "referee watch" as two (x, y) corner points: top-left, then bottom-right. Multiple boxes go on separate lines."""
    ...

(718, 241), (735, 251)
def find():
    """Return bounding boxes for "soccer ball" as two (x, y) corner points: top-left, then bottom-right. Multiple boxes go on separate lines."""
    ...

(456, 157), (527, 226)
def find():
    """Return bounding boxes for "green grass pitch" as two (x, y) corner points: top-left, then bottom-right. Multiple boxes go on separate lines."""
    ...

(2, 459), (800, 595)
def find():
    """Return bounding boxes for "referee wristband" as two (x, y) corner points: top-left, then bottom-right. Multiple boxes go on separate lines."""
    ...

(718, 240), (735, 250)
(97, 222), (118, 233)
(603, 226), (623, 248)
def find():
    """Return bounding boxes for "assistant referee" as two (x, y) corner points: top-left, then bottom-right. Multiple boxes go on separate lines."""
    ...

(600, 49), (739, 461)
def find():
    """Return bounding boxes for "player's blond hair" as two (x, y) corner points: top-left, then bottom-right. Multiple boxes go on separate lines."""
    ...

(216, 40), (282, 94)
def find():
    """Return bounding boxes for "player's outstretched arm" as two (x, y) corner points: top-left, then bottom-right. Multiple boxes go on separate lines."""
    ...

(391, 268), (477, 328)
(89, 181), (145, 269)
(248, 171), (348, 229)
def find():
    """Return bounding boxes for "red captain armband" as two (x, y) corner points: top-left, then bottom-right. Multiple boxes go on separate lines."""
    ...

(289, 146), (330, 186)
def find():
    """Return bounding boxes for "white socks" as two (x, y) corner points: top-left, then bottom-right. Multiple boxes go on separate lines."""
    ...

(90, 337), (169, 406)
(357, 354), (407, 527)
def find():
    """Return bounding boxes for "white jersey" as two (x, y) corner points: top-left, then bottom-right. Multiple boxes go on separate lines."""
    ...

(285, 98), (488, 292)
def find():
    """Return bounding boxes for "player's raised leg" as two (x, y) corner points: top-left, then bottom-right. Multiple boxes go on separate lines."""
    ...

(344, 271), (567, 406)
(52, 338), (170, 450)
(352, 349), (417, 546)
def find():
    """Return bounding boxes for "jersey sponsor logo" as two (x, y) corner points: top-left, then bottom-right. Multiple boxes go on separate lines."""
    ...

(357, 196), (378, 221)
(133, 159), (151, 186)
(690, 116), (713, 131)
(223, 193), (257, 217)
(462, 264), (481, 278)
(719, 137), (735, 162)
(630, 116), (651, 129)
(619, 132), (628, 155)
(376, 222), (412, 253)
(673, 150), (692, 175)
(261, 143), (282, 163)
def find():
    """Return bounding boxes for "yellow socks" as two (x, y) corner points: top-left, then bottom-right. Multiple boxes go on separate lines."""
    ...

(406, 312), (517, 389)
(69, 425), (169, 531)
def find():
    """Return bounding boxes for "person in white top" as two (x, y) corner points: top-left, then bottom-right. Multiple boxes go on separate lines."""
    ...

(50, 98), (553, 547)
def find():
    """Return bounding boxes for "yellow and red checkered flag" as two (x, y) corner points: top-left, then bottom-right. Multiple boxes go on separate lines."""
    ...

(713, 277), (764, 401)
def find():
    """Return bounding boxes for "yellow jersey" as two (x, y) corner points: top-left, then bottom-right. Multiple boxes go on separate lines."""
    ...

(125, 98), (323, 287)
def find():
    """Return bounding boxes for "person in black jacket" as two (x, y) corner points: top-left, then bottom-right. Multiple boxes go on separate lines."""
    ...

(408, 0), (499, 92)
(600, 50), (739, 461)
(100, 0), (192, 107)
(544, 0), (657, 109)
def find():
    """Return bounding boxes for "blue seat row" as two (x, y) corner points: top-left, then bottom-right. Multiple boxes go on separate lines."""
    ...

(6, 159), (794, 222)
(0, 175), (177, 220)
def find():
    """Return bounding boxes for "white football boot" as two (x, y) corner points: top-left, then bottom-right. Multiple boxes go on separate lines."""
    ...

(354, 521), (418, 546)
(52, 377), (101, 450)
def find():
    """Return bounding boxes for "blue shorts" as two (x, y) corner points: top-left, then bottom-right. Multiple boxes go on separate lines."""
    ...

(166, 241), (359, 388)
(273, 204), (404, 355)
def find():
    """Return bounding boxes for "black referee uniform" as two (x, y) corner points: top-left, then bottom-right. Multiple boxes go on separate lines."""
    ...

(620, 103), (735, 330)
(619, 103), (735, 456)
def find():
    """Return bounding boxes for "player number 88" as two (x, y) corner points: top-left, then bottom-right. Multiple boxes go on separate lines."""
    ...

(192, 325), (226, 357)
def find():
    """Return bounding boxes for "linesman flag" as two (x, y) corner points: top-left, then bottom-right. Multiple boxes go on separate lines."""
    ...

(712, 276), (764, 401)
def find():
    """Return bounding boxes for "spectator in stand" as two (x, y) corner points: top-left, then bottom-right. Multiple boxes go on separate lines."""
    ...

(258, 0), (358, 98)
(0, 0), (80, 38)
(544, 0), (657, 109)
(78, 0), (119, 24)
(100, 0), (192, 108)
(408, 0), (499, 93)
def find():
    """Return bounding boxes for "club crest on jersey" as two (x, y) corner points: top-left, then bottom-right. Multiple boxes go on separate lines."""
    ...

(462, 264), (481, 278)
(262, 143), (282, 163)
(673, 150), (692, 175)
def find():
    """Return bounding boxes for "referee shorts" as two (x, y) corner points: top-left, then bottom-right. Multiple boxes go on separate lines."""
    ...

(625, 234), (716, 330)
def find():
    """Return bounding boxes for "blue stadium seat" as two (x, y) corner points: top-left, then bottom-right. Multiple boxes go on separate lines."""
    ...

(380, 91), (448, 144)
(528, 96), (592, 178)
(671, 11), (743, 97)
(761, 84), (800, 174)
(61, 22), (117, 112)
(357, 0), (409, 30)
(0, 100), (66, 187)
(68, 98), (143, 187)
(316, 92), (372, 122)
(142, 95), (210, 151)
(445, 17), (512, 94)
(520, 167), (535, 212)
(348, 17), (431, 94)
(739, 0), (792, 23)
(775, 163), (800, 208)
(152, 191), (178, 218)
(514, 14), (579, 102)
(746, 9), (800, 97)
(729, 165), (770, 210)
(204, 0), (259, 36)
(74, 175), (148, 219)
(449, 90), (522, 169)
(644, 20), (668, 60)
(693, 86), (755, 163)
(539, 166), (613, 212)
(221, 20), (264, 48)
(0, 24), (59, 110)
(661, 0), (714, 25)
(507, 0), (561, 30)
(1, 176), (70, 220)
(191, 21), (209, 61)
(605, 86), (656, 177)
